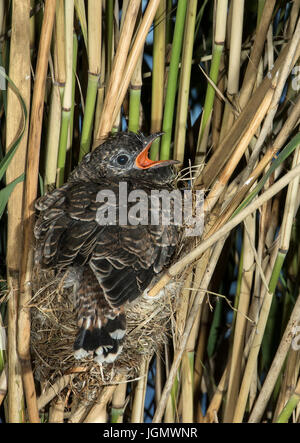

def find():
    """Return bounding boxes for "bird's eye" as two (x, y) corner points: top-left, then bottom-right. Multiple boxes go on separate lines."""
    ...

(116, 154), (130, 166)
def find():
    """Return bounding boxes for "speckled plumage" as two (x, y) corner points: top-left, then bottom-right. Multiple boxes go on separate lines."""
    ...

(34, 132), (181, 363)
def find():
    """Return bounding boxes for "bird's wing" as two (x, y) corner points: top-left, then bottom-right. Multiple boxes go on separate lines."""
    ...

(34, 182), (104, 268)
(35, 181), (180, 307)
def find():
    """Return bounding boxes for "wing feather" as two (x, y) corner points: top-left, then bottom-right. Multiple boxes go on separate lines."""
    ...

(35, 180), (180, 307)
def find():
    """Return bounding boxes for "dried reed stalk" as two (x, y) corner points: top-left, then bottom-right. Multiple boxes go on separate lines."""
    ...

(153, 238), (226, 422)
(131, 356), (150, 422)
(49, 397), (65, 423)
(95, 0), (141, 140)
(128, 9), (143, 134)
(37, 374), (76, 411)
(5, 0), (31, 423)
(224, 214), (255, 422)
(233, 140), (300, 421)
(198, 39), (290, 189)
(239, 0), (276, 109)
(44, 0), (65, 189)
(18, 0), (56, 423)
(202, 364), (228, 423)
(56, 0), (74, 185)
(213, 91), (300, 234)
(110, 0), (162, 132)
(148, 162), (300, 299)
(219, 0), (244, 140)
(83, 374), (123, 423)
(203, 78), (275, 217)
(249, 292), (300, 422)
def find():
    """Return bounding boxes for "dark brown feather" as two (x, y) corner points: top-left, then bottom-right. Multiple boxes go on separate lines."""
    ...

(34, 132), (181, 362)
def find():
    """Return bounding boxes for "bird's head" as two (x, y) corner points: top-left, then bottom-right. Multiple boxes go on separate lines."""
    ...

(73, 132), (179, 185)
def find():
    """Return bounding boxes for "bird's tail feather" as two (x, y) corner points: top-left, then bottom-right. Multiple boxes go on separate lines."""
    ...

(65, 266), (126, 363)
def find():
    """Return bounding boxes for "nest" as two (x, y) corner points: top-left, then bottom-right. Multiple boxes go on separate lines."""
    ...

(30, 266), (181, 401)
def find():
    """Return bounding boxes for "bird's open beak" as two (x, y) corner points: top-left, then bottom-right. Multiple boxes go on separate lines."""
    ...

(135, 132), (180, 170)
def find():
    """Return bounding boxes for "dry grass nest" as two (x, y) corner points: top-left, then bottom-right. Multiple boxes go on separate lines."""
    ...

(30, 266), (183, 401)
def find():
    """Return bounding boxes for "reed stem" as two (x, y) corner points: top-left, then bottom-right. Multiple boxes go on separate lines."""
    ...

(160, 0), (187, 160)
